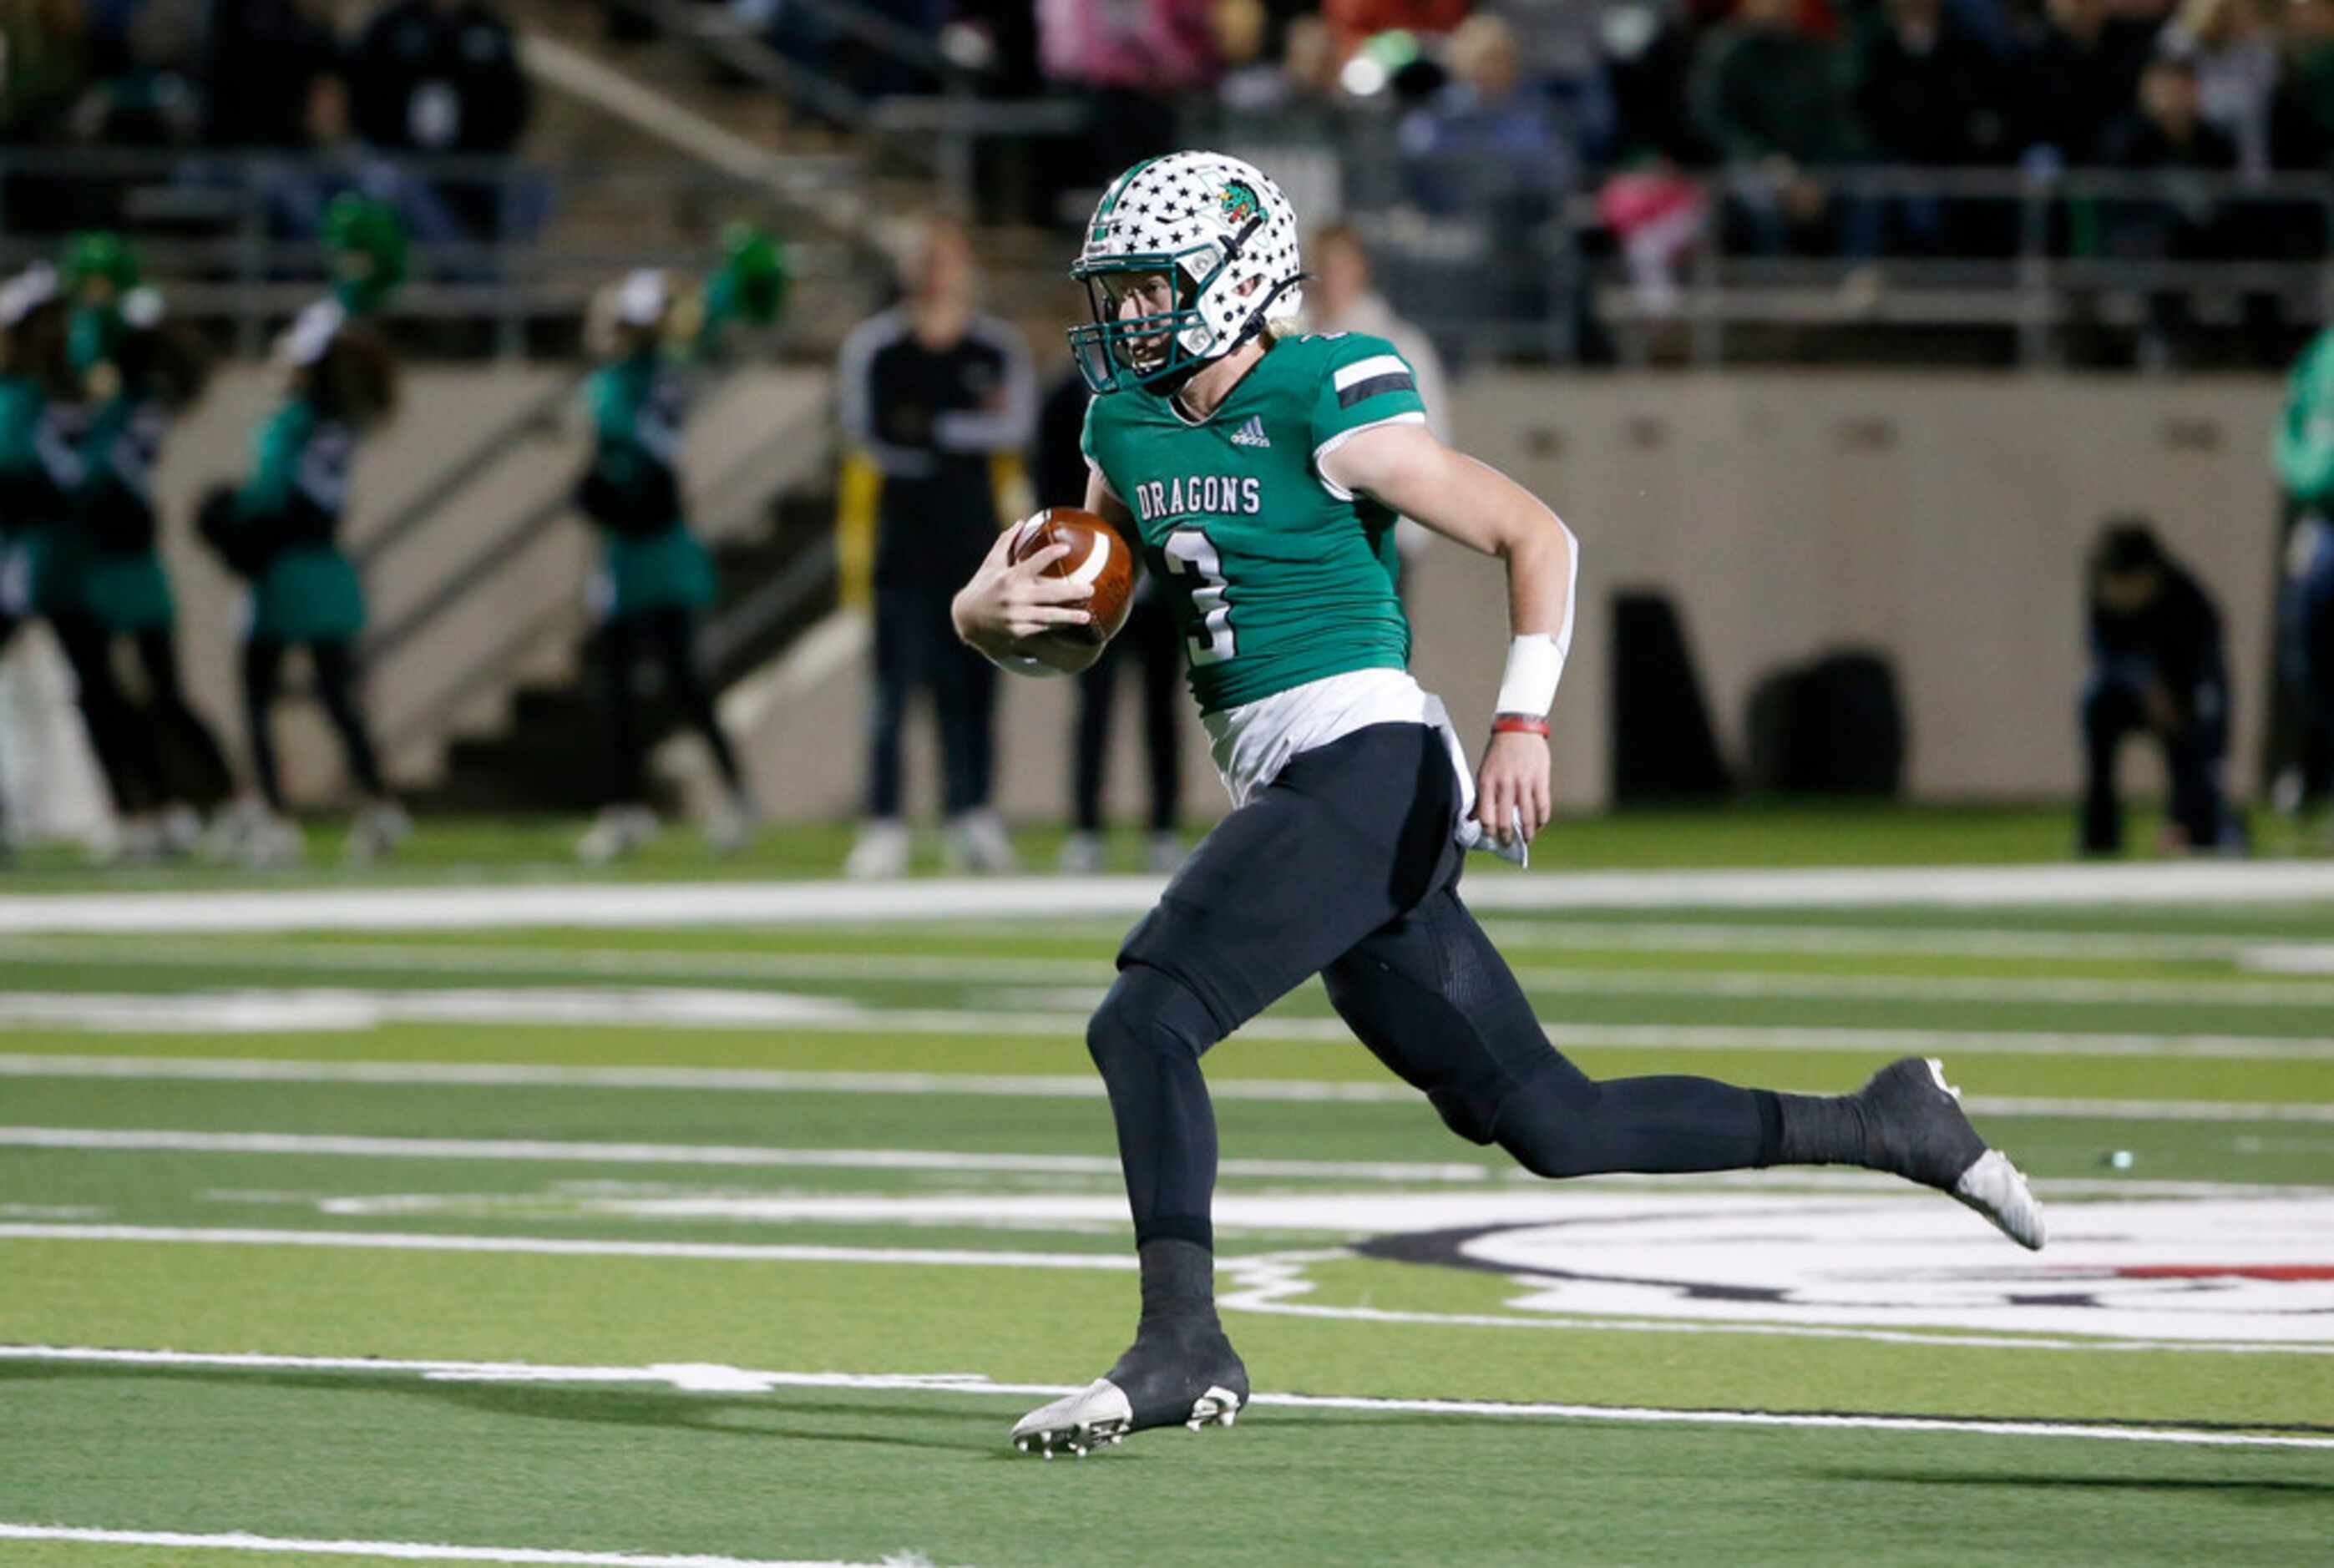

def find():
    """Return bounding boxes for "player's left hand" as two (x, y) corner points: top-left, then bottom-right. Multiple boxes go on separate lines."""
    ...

(1475, 730), (1552, 847)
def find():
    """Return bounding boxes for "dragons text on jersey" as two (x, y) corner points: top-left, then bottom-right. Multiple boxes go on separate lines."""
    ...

(1081, 331), (1426, 711)
(1128, 473), (1264, 524)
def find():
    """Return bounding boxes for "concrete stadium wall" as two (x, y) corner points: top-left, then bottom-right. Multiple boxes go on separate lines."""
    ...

(133, 365), (2286, 821)
(716, 372), (2286, 827)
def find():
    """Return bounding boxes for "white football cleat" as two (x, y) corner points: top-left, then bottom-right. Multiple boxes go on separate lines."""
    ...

(843, 817), (909, 879)
(1953, 1147), (2048, 1252)
(1010, 1378), (1243, 1459)
(577, 805), (660, 866)
(1864, 1057), (2046, 1251)
(946, 808), (1018, 874)
(239, 811), (305, 867)
(1011, 1379), (1133, 1459)
(347, 801), (413, 865)
(1145, 830), (1186, 875)
(1056, 830), (1105, 876)
(705, 790), (757, 857)
(1010, 1322), (1248, 1457)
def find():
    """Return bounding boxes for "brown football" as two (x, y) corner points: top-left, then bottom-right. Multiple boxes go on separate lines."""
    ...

(1007, 506), (1136, 645)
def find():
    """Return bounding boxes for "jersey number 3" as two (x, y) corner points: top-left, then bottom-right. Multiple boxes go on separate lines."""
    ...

(1163, 527), (1236, 665)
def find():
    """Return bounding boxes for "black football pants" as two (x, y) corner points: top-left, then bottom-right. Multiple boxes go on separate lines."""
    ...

(1093, 722), (1780, 1252)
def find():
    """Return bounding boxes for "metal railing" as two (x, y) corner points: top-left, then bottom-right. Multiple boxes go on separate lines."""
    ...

(0, 148), (873, 357)
(1191, 104), (2334, 367)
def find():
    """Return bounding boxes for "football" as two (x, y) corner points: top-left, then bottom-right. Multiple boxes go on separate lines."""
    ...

(1008, 506), (1136, 645)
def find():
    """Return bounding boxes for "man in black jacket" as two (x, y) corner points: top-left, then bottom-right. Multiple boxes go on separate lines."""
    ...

(837, 220), (1035, 877)
(2080, 517), (2245, 855)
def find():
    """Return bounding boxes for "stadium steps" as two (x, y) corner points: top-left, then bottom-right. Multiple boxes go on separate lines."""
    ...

(411, 486), (838, 816)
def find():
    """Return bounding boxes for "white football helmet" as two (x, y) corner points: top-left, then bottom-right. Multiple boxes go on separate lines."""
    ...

(1069, 151), (1304, 394)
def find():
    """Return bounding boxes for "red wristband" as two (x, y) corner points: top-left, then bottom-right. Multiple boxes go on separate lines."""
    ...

(1491, 713), (1550, 736)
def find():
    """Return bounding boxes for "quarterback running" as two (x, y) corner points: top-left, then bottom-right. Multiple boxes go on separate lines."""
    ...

(949, 152), (2047, 1459)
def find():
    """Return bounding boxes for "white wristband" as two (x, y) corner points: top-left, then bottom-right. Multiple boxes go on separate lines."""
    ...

(1494, 634), (1565, 717)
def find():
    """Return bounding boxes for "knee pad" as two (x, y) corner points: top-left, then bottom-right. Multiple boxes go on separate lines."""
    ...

(1086, 964), (1221, 1078)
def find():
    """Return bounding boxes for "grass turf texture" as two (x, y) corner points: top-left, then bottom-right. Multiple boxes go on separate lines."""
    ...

(3, 799), (2326, 892)
(0, 843), (2329, 1565)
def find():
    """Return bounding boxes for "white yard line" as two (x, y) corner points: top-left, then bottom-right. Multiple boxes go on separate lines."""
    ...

(0, 1524), (884, 1566)
(0, 1125), (2312, 1200)
(3, 862), (2331, 933)
(1482, 923), (2279, 962)
(0, 1053), (2322, 1121)
(2, 1348), (2327, 1450)
(3, 991), (2330, 1063)
(0, 1128), (1488, 1185)
(0, 1224), (1132, 1271)
(13, 937), (2334, 1009)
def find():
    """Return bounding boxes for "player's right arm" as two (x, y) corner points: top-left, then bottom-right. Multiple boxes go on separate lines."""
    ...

(949, 469), (1125, 676)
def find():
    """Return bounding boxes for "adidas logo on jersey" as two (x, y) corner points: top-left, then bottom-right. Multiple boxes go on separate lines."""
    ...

(1229, 416), (1271, 449)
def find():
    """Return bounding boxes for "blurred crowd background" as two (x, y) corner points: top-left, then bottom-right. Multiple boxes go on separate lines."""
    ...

(1, 0), (2331, 873)
(13, 0), (2334, 365)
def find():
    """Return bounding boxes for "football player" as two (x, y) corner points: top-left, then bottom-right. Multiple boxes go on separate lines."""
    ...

(951, 153), (2046, 1459)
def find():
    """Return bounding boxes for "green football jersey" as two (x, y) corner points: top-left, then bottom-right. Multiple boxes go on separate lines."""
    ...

(1081, 331), (1428, 713)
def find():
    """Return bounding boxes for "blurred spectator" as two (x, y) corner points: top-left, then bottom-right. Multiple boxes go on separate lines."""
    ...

(2018, 0), (2159, 166)
(1326, 0), (1471, 58)
(65, 0), (202, 149)
(1036, 363), (1185, 877)
(345, 0), (531, 240)
(837, 219), (1035, 879)
(1688, 0), (1863, 254)
(1307, 222), (1451, 439)
(1040, 0), (1215, 202)
(2271, 0), (2334, 167)
(1040, 0), (1218, 90)
(2078, 517), (2244, 854)
(1596, 158), (1709, 315)
(1600, 0), (1710, 164)
(1306, 220), (1456, 558)
(1401, 17), (1568, 208)
(1850, 0), (2014, 168)
(1219, 0), (1304, 111)
(2162, 0), (2279, 180)
(2103, 53), (2238, 361)
(0, 0), (91, 143)
(203, 0), (340, 150)
(347, 0), (529, 159)
(1401, 18), (1569, 326)
(1847, 0), (2016, 255)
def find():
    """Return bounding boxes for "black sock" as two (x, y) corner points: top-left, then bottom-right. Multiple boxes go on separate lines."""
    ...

(1766, 1088), (1876, 1167)
(1135, 1238), (1219, 1334)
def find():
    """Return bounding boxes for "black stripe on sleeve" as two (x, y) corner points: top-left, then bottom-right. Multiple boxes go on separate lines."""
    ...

(1337, 372), (1415, 408)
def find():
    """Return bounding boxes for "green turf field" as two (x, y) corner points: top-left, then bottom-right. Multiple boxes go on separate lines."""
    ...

(1, 829), (2330, 1566)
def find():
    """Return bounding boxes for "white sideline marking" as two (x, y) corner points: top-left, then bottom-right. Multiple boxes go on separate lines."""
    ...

(3, 860), (2331, 933)
(0, 1523), (883, 1565)
(1, 1054), (2323, 1121)
(0, 1128), (1489, 1185)
(0, 1224), (1132, 1271)
(1484, 923), (2278, 962)
(5, 991), (2331, 1064)
(3, 1348), (2328, 1450)
(2241, 943), (2334, 974)
(19, 937), (2334, 1009)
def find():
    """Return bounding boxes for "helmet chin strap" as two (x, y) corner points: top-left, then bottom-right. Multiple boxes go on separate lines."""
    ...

(1185, 211), (1301, 372)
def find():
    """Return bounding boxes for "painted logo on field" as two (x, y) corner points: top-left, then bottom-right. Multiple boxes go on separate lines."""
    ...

(1358, 1195), (2334, 1345)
